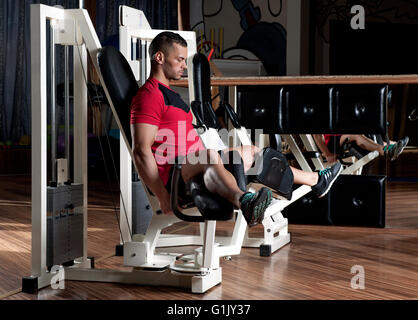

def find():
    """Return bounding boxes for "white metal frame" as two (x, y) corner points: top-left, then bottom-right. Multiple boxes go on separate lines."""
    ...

(28, 4), (230, 294)
(30, 4), (91, 290)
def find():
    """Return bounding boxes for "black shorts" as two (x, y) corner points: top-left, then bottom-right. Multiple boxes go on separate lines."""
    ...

(326, 135), (342, 154)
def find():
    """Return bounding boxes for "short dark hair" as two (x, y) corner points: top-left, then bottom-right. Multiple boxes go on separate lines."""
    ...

(149, 31), (187, 61)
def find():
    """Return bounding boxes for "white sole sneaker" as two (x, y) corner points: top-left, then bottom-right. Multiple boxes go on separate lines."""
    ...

(317, 164), (343, 198)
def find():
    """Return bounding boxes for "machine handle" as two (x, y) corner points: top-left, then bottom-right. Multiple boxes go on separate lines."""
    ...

(221, 102), (242, 129)
(204, 101), (220, 129)
(191, 101), (206, 128)
(409, 107), (418, 121)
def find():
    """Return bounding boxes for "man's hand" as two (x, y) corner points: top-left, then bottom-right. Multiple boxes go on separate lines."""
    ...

(325, 152), (338, 164)
(158, 190), (174, 215)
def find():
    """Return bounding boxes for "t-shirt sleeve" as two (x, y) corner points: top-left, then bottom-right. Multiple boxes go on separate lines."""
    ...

(130, 88), (164, 126)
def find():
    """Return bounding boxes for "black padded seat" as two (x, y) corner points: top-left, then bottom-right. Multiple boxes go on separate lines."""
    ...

(97, 46), (234, 222)
(170, 164), (234, 222)
(189, 175), (234, 221)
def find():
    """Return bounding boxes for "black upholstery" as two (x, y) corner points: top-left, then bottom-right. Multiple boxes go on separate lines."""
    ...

(170, 164), (234, 222)
(173, 152), (244, 221)
(279, 85), (333, 133)
(191, 101), (205, 127)
(283, 193), (332, 225)
(237, 85), (333, 134)
(329, 175), (386, 228)
(221, 150), (247, 192)
(236, 84), (388, 135)
(215, 101), (243, 132)
(237, 85), (281, 133)
(331, 85), (387, 134)
(97, 46), (139, 147)
(188, 175), (234, 221)
(192, 53), (218, 129)
(284, 175), (386, 228)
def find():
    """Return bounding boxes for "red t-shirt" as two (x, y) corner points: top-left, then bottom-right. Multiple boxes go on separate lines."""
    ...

(324, 134), (342, 145)
(130, 78), (204, 185)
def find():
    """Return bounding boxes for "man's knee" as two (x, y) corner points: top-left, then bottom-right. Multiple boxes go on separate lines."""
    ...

(206, 149), (222, 165)
(224, 146), (257, 165)
(341, 134), (354, 144)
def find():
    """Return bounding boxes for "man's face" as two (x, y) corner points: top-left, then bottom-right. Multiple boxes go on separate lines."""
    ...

(161, 43), (187, 80)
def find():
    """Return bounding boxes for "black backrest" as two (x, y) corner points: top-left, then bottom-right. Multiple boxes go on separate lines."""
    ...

(97, 46), (139, 147)
(192, 53), (218, 129)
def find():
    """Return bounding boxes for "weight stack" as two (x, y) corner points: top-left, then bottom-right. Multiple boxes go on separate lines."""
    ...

(46, 184), (84, 268)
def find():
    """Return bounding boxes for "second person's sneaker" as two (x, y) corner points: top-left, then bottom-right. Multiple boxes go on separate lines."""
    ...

(311, 162), (343, 198)
(386, 136), (409, 161)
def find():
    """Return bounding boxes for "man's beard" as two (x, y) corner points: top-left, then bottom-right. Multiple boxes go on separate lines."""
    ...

(170, 72), (182, 80)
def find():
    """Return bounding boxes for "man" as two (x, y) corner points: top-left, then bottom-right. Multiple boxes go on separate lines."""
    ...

(130, 31), (342, 227)
(313, 134), (409, 163)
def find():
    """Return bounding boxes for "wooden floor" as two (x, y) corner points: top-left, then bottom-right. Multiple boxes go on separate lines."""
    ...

(0, 164), (417, 300)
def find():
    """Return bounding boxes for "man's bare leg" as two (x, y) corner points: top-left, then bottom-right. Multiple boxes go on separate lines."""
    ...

(223, 145), (260, 172)
(291, 167), (318, 186)
(340, 134), (385, 156)
(181, 149), (244, 208)
(340, 134), (408, 161)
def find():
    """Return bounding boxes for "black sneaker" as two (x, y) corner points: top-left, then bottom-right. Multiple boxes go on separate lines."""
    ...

(240, 187), (273, 227)
(311, 162), (342, 198)
(386, 137), (409, 161)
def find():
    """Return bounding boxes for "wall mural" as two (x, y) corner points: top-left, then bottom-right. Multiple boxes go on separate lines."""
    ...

(190, 0), (287, 76)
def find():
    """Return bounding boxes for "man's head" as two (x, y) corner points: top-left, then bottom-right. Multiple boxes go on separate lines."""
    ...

(149, 31), (188, 80)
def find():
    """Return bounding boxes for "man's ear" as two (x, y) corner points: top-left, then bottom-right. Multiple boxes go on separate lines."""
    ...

(154, 51), (164, 65)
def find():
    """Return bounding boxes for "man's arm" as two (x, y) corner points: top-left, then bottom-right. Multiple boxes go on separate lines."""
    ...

(312, 134), (338, 164)
(131, 123), (172, 214)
